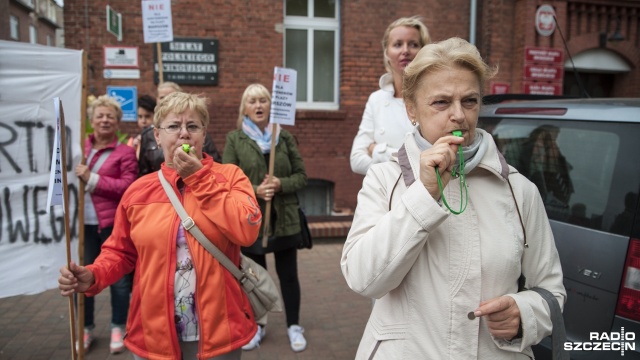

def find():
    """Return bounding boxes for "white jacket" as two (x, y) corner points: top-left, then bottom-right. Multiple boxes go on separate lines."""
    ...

(341, 129), (566, 359)
(350, 73), (416, 175)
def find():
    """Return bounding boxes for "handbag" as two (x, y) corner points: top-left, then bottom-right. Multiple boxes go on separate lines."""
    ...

(158, 171), (283, 320)
(297, 207), (313, 249)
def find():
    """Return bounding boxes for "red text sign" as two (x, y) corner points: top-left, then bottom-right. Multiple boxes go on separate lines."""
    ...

(524, 64), (564, 81)
(525, 47), (564, 64)
(523, 82), (563, 95)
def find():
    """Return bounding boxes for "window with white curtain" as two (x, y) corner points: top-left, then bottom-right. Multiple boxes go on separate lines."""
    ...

(284, 0), (339, 110)
(10, 16), (19, 40)
(29, 25), (37, 44)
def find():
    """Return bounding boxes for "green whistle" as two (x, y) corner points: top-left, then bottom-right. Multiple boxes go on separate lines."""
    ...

(182, 144), (191, 153)
(452, 130), (463, 137)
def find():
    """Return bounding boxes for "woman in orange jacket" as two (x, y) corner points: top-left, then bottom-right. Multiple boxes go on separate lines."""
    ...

(59, 92), (262, 360)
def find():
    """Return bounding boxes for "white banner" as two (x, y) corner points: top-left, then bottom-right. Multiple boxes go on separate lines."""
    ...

(0, 40), (83, 298)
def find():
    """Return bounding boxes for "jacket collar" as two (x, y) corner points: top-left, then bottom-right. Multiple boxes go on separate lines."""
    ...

(378, 73), (396, 94)
(237, 129), (270, 156)
(395, 128), (510, 188)
(85, 134), (119, 154)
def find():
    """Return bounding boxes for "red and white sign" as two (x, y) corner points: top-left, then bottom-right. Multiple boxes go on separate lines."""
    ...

(490, 81), (510, 95)
(535, 4), (556, 37)
(104, 46), (139, 68)
(523, 82), (563, 96)
(524, 64), (564, 81)
(525, 46), (563, 64)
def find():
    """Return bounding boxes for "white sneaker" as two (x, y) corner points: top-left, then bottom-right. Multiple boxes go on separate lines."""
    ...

(287, 325), (307, 352)
(110, 326), (126, 354)
(75, 328), (93, 353)
(242, 325), (265, 351)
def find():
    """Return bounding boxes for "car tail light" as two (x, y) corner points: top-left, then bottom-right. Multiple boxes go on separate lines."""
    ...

(616, 238), (640, 321)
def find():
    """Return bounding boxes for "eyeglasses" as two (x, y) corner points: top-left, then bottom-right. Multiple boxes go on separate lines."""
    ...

(158, 124), (204, 134)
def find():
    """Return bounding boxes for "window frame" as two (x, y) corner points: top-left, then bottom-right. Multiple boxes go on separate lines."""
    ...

(284, 0), (340, 110)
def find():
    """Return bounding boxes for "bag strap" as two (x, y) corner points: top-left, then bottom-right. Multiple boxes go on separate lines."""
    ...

(157, 171), (245, 282)
(507, 177), (568, 360)
(530, 287), (570, 360)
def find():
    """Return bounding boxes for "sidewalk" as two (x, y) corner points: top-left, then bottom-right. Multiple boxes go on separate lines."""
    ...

(0, 239), (371, 360)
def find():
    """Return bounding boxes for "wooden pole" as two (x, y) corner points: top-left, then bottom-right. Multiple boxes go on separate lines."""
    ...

(76, 51), (88, 360)
(261, 124), (278, 246)
(59, 100), (78, 360)
(157, 42), (164, 84)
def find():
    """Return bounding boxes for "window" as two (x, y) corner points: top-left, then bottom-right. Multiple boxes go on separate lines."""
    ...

(47, 35), (53, 46)
(29, 25), (37, 44)
(481, 118), (640, 235)
(284, 0), (339, 110)
(10, 16), (19, 40)
(298, 179), (334, 216)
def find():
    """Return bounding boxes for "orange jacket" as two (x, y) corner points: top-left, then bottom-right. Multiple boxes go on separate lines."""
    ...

(86, 157), (262, 359)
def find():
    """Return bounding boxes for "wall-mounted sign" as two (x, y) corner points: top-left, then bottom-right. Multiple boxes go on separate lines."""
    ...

(535, 4), (556, 37)
(154, 37), (218, 85)
(490, 81), (510, 95)
(524, 64), (564, 81)
(106, 5), (122, 41)
(104, 46), (139, 68)
(106, 86), (138, 122)
(524, 46), (563, 64)
(103, 69), (141, 79)
(523, 82), (562, 95)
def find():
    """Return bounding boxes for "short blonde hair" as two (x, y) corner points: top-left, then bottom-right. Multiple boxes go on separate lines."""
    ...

(382, 16), (431, 73)
(403, 37), (497, 107)
(154, 92), (210, 128)
(157, 81), (182, 93)
(88, 95), (122, 121)
(237, 84), (271, 129)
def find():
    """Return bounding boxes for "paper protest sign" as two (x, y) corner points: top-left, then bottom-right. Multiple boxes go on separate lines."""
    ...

(270, 67), (297, 126)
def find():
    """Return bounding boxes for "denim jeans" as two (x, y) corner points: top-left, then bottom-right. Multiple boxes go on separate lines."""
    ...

(83, 225), (132, 327)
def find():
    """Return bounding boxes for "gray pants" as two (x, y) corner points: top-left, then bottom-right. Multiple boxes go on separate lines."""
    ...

(132, 342), (242, 360)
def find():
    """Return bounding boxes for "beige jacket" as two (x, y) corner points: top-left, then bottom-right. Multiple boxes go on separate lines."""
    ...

(341, 129), (566, 359)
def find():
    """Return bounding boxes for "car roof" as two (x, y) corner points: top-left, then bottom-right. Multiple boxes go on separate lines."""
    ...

(480, 97), (640, 123)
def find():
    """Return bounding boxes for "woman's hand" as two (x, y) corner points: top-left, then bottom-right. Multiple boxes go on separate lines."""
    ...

(58, 261), (95, 297)
(258, 175), (279, 201)
(418, 135), (464, 200)
(473, 296), (522, 340)
(172, 146), (203, 179)
(367, 142), (377, 156)
(132, 134), (141, 147)
(74, 164), (90, 182)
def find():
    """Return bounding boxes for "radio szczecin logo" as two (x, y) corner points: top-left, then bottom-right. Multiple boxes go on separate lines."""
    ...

(564, 329), (636, 356)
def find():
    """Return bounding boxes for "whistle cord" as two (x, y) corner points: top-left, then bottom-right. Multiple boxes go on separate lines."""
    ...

(435, 144), (468, 215)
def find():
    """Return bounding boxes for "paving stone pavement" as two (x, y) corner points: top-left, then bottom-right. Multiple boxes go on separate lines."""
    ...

(0, 239), (371, 360)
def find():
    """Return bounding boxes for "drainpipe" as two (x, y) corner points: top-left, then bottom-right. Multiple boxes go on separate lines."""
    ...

(469, 0), (477, 45)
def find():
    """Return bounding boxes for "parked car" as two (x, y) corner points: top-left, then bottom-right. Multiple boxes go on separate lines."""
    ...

(479, 97), (640, 359)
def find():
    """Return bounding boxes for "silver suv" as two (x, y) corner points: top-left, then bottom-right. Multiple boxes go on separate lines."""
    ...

(479, 97), (640, 359)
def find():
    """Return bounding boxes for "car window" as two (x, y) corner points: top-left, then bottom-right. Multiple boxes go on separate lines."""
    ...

(480, 117), (640, 236)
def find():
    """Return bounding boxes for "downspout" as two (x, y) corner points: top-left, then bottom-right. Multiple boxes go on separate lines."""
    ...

(469, 0), (477, 45)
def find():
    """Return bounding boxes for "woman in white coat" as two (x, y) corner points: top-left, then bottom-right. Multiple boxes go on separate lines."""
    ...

(341, 37), (566, 359)
(350, 16), (430, 175)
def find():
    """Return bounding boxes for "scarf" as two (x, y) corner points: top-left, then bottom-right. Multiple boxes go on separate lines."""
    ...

(413, 127), (489, 175)
(242, 116), (280, 154)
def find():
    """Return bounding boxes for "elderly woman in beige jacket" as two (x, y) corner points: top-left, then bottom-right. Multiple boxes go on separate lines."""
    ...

(341, 37), (566, 359)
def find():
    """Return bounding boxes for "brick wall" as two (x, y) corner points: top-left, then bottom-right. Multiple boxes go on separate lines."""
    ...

(63, 0), (640, 212)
